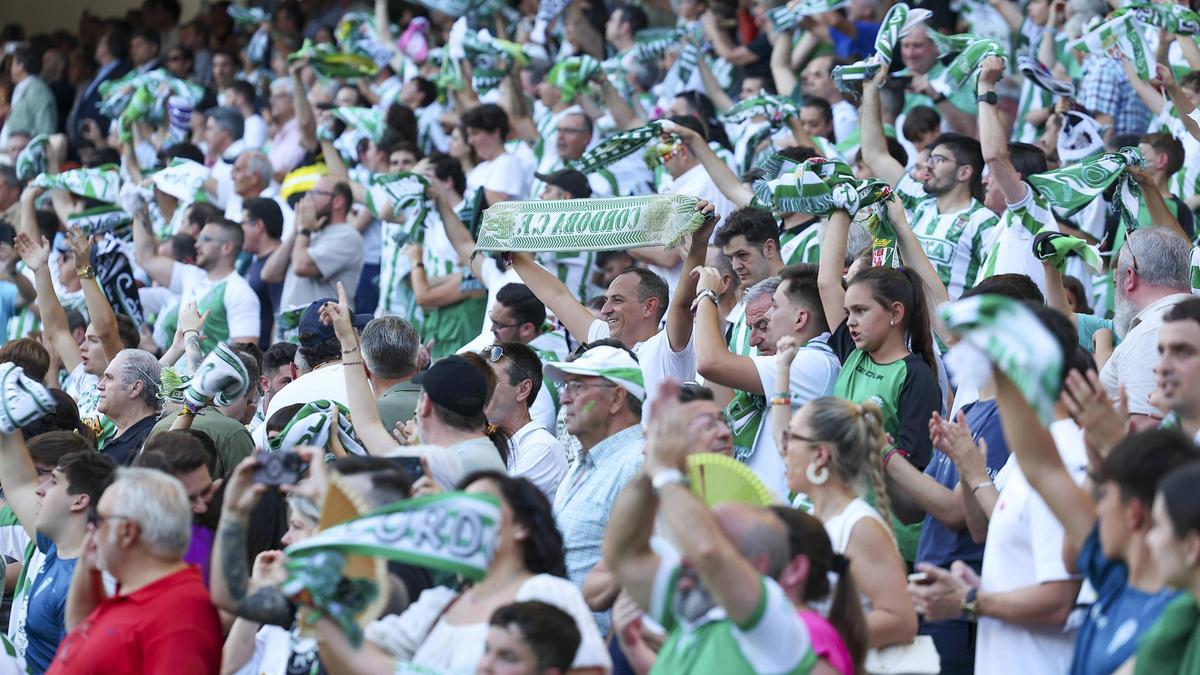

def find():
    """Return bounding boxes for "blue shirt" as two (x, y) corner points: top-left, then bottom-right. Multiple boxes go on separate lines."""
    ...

(1070, 526), (1179, 674)
(830, 22), (881, 60)
(0, 281), (17, 343)
(26, 534), (76, 674)
(914, 400), (1010, 570)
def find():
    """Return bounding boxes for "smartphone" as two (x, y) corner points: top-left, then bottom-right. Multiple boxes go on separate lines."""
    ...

(387, 455), (425, 481)
(908, 572), (931, 585)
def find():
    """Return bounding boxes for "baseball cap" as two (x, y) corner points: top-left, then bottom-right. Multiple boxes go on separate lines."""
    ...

(543, 345), (645, 401)
(297, 298), (372, 347)
(534, 169), (592, 199)
(413, 356), (487, 417)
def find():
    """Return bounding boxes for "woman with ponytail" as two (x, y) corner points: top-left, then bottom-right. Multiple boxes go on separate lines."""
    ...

(816, 203), (943, 563)
(782, 396), (919, 650)
(772, 506), (869, 675)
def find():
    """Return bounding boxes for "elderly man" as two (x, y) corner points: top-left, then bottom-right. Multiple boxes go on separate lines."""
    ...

(47, 468), (222, 674)
(224, 150), (293, 235)
(267, 77), (308, 180)
(96, 349), (162, 465)
(361, 316), (422, 433)
(203, 106), (245, 209)
(604, 383), (817, 674)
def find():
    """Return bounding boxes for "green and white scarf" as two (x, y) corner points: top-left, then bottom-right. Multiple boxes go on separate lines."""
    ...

(545, 55), (602, 104)
(475, 194), (706, 253)
(1017, 51), (1075, 97)
(269, 399), (367, 458)
(1027, 146), (1144, 232)
(832, 61), (881, 95)
(0, 363), (56, 435)
(67, 205), (132, 239)
(1069, 12), (1153, 80)
(1032, 230), (1103, 274)
(727, 390), (766, 463)
(283, 491), (501, 646)
(228, 5), (270, 26)
(1111, 2), (1200, 36)
(182, 342), (251, 408)
(332, 107), (387, 143)
(768, 0), (850, 31)
(460, 28), (534, 93)
(631, 27), (689, 62)
(570, 120), (664, 175)
(752, 157), (892, 216)
(718, 92), (799, 126)
(364, 171), (431, 221)
(875, 4), (934, 66)
(289, 39), (379, 80)
(15, 133), (48, 182)
(33, 164), (121, 203)
(336, 12), (396, 65)
(929, 37), (1006, 98)
(149, 157), (210, 203)
(939, 294), (1063, 424)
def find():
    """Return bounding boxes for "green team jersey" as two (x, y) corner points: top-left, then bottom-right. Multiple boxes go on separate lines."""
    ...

(649, 552), (816, 675)
(897, 174), (999, 299)
(536, 250), (603, 304)
(829, 323), (941, 562)
(975, 185), (1054, 285)
(780, 223), (823, 266)
(725, 299), (755, 357)
(422, 271), (487, 361)
(903, 62), (978, 116)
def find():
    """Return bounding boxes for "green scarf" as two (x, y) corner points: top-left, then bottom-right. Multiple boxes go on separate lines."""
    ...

(332, 107), (387, 143)
(475, 194), (706, 253)
(269, 399), (367, 459)
(289, 39), (379, 80)
(1032, 231), (1103, 274)
(717, 93), (799, 126)
(1069, 12), (1153, 80)
(1027, 146), (1144, 232)
(768, 0), (850, 31)
(752, 157), (892, 216)
(283, 492), (501, 645)
(929, 37), (1006, 98)
(939, 294), (1063, 424)
(182, 342), (251, 408)
(726, 390), (766, 464)
(228, 5), (270, 25)
(1134, 594), (1200, 674)
(875, 4), (933, 66)
(15, 134), (47, 182)
(67, 205), (132, 239)
(570, 120), (664, 174)
(1112, 3), (1200, 36)
(33, 164), (121, 203)
(545, 55), (602, 104)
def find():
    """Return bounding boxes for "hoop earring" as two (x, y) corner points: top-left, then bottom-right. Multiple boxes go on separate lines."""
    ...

(806, 463), (829, 486)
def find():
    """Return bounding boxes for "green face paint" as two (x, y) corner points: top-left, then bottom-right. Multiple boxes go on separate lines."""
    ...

(581, 400), (597, 415)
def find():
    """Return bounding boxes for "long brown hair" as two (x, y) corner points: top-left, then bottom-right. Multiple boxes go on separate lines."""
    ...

(771, 506), (868, 672)
(848, 266), (937, 375)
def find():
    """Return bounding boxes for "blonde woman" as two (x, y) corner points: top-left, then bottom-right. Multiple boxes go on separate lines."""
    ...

(782, 396), (919, 649)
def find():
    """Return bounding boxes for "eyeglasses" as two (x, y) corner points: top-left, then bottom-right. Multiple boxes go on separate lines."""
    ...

(926, 154), (964, 168)
(562, 380), (617, 397)
(490, 320), (521, 335)
(483, 345), (536, 385)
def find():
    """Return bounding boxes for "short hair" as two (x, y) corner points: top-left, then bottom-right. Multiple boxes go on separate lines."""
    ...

(0, 165), (19, 190)
(361, 316), (420, 379)
(666, 113), (708, 142)
(390, 139), (422, 161)
(495, 283), (546, 329)
(1118, 228), (1191, 291)
(28, 431), (93, 467)
(243, 196), (284, 240)
(0, 338), (50, 382)
(411, 77), (438, 108)
(744, 276), (782, 306)
(58, 450), (117, 509)
(110, 468), (192, 558)
(103, 30), (130, 60)
(115, 314), (141, 349)
(240, 151), (274, 187)
(118, 349), (162, 410)
(227, 79), (256, 106)
(901, 105), (940, 143)
(331, 181), (353, 212)
(496, 342), (544, 409)
(208, 217), (245, 257)
(332, 455), (413, 506)
(263, 342), (298, 374)
(461, 104), (510, 140)
(615, 267), (670, 322)
(714, 207), (780, 249)
(166, 141), (205, 165)
(137, 430), (214, 477)
(132, 28), (161, 49)
(66, 309), (88, 333)
(1142, 132), (1186, 176)
(678, 382), (714, 402)
(1008, 142), (1048, 179)
(1100, 429), (1199, 505)
(168, 233), (197, 262)
(929, 133), (985, 202)
(801, 96), (834, 128)
(267, 403), (305, 435)
(428, 152), (467, 195)
(13, 46), (41, 76)
(615, 3), (649, 33)
(962, 273), (1045, 303)
(779, 264), (828, 332)
(186, 202), (221, 231)
(488, 601), (582, 672)
(206, 106), (245, 142)
(778, 145), (818, 164)
(299, 335), (341, 370)
(385, 104), (419, 143)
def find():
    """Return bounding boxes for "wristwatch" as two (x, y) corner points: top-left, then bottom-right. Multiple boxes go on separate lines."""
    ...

(75, 264), (96, 280)
(977, 91), (999, 105)
(961, 587), (980, 622)
(695, 288), (719, 307)
(297, 229), (315, 237)
(931, 92), (948, 104)
(650, 468), (690, 495)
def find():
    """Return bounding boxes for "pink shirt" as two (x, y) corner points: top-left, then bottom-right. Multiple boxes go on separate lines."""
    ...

(799, 610), (855, 675)
(269, 117), (306, 175)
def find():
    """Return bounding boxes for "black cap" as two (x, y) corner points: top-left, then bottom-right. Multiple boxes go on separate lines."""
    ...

(0, 222), (15, 247)
(534, 169), (592, 199)
(412, 356), (487, 417)
(297, 297), (372, 347)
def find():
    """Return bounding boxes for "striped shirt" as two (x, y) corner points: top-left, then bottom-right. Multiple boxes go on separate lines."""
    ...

(897, 174), (999, 298)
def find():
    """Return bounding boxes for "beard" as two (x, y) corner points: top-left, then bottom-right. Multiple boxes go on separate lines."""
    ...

(1113, 288), (1136, 340)
(673, 572), (718, 623)
(922, 173), (954, 196)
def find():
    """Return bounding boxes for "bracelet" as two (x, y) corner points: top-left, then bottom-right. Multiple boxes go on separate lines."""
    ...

(183, 329), (200, 337)
(972, 480), (994, 494)
(342, 360), (364, 366)
(770, 397), (791, 406)
(342, 345), (360, 354)
(882, 446), (909, 471)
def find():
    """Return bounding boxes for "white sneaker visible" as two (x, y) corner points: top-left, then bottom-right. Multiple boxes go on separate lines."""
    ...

(0, 363), (55, 434)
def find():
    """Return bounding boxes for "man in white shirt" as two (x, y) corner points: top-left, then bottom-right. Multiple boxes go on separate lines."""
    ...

(800, 55), (858, 144)
(203, 106), (246, 210)
(224, 150), (293, 236)
(481, 342), (567, 501)
(462, 104), (529, 212)
(511, 201), (719, 413)
(1102, 227), (1193, 422)
(132, 213), (261, 350)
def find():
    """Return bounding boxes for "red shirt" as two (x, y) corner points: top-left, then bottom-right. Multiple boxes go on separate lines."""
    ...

(46, 567), (221, 675)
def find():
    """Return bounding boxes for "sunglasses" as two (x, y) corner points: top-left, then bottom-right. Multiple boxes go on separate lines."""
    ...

(482, 345), (536, 385)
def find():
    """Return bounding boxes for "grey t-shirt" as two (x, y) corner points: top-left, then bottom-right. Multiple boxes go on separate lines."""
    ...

(385, 436), (506, 489)
(281, 222), (365, 310)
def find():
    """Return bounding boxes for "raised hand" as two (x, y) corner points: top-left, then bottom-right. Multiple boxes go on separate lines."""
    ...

(318, 281), (359, 349)
(978, 55), (1004, 87)
(1061, 369), (1127, 461)
(13, 232), (50, 273)
(64, 228), (93, 269)
(643, 380), (691, 476)
(177, 300), (210, 341)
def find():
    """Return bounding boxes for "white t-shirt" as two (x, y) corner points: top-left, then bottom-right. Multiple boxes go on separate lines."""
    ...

(243, 114), (268, 150)
(666, 163), (736, 234)
(832, 100), (858, 147)
(587, 321), (697, 417)
(975, 418), (1088, 675)
(169, 264), (262, 343)
(508, 421), (567, 502)
(254, 364), (350, 449)
(747, 334), (841, 498)
(1100, 293), (1191, 417)
(467, 152), (529, 202)
(365, 575), (612, 674)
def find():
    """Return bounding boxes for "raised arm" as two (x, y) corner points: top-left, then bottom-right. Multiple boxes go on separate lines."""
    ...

(131, 201), (177, 286)
(1122, 59), (1166, 116)
(510, 252), (597, 338)
(602, 473), (661, 610)
(290, 63), (319, 152)
(696, 53), (735, 113)
(426, 176), (483, 279)
(593, 71), (645, 131)
(978, 56), (1029, 206)
(1157, 64), (1200, 144)
(1129, 167), (1187, 240)
(671, 122), (754, 207)
(15, 232), (82, 371)
(702, 11), (760, 66)
(992, 366), (1096, 553)
(694, 266), (763, 392)
(818, 210), (850, 331)
(770, 31), (798, 98)
(66, 229), (124, 361)
(0, 431), (45, 539)
(861, 68), (906, 186)
(666, 205), (718, 352)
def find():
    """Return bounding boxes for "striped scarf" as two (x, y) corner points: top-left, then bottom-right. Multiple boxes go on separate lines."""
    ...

(570, 121), (665, 175)
(1068, 12), (1153, 80)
